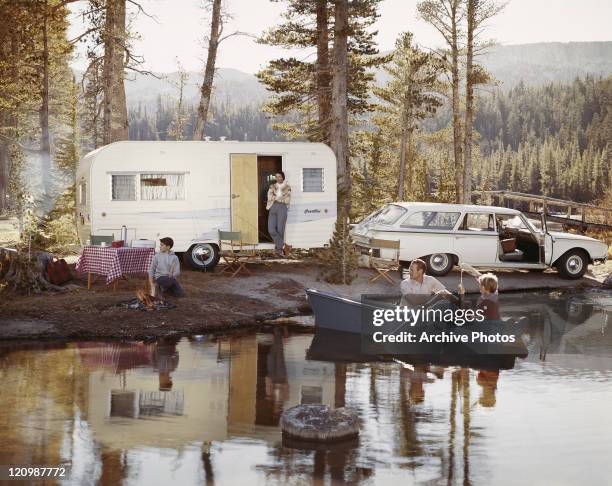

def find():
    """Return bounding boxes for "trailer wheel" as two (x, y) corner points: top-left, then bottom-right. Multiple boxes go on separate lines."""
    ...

(556, 249), (588, 279)
(426, 253), (454, 277)
(184, 243), (220, 271)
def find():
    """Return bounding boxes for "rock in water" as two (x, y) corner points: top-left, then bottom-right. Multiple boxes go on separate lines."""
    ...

(280, 404), (359, 442)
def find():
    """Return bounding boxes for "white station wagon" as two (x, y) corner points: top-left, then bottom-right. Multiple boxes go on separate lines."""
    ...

(351, 202), (609, 279)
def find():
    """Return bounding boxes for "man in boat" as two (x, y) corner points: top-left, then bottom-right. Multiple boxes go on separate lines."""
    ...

(400, 259), (453, 306)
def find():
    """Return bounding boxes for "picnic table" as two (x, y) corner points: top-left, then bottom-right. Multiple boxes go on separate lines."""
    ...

(75, 246), (155, 290)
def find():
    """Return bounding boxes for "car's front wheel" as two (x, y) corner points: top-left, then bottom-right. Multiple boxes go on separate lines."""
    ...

(183, 243), (220, 271)
(426, 253), (454, 277)
(556, 250), (588, 279)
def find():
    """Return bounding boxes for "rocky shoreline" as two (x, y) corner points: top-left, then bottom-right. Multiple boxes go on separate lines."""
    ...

(1, 260), (609, 340)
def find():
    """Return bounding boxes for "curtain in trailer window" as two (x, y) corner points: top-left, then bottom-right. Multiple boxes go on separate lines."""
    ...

(302, 168), (324, 192)
(140, 173), (185, 200)
(111, 175), (136, 200)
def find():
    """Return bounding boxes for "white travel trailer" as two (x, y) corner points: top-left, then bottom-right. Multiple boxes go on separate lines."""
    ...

(76, 141), (337, 269)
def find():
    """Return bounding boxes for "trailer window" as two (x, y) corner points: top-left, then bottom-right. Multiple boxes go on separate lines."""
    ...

(302, 168), (324, 192)
(111, 175), (136, 201)
(401, 211), (460, 229)
(140, 173), (185, 200)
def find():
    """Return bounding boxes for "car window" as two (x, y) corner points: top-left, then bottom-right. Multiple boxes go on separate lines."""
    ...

(369, 205), (407, 225)
(459, 213), (495, 232)
(401, 211), (460, 229)
(497, 214), (531, 231)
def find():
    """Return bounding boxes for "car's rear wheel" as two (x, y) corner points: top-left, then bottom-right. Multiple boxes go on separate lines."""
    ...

(184, 243), (220, 271)
(556, 250), (588, 279)
(426, 253), (454, 277)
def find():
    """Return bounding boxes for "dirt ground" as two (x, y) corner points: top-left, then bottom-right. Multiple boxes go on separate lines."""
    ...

(0, 256), (610, 340)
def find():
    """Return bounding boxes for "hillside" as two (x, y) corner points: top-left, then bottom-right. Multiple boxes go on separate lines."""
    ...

(480, 42), (612, 88)
(122, 41), (612, 108)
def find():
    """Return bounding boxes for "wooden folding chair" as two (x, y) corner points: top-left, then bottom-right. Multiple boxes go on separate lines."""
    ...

(368, 238), (401, 285)
(217, 230), (257, 277)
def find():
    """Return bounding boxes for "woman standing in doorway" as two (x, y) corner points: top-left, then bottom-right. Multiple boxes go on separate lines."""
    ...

(266, 171), (292, 257)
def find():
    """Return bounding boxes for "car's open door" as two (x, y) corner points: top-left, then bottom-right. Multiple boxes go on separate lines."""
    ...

(539, 213), (554, 265)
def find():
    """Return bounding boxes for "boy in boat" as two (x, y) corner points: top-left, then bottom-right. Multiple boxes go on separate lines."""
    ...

(149, 237), (185, 299)
(476, 273), (500, 320)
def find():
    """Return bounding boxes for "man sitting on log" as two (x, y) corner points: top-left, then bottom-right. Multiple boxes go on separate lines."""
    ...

(149, 237), (185, 299)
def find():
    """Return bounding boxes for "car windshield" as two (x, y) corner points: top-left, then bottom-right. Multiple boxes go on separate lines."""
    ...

(361, 205), (407, 226)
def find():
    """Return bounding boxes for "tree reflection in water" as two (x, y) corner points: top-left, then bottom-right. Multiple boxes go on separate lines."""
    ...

(0, 289), (611, 485)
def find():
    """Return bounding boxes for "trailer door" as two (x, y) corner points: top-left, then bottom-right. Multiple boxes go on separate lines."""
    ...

(230, 153), (259, 244)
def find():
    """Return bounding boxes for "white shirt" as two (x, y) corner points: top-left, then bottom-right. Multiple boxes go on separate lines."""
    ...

(401, 275), (446, 295)
(275, 181), (286, 200)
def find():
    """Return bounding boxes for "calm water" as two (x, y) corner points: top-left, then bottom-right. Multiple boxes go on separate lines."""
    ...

(1, 290), (612, 486)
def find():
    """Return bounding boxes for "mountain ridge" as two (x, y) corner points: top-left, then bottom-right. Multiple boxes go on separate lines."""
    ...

(121, 41), (612, 109)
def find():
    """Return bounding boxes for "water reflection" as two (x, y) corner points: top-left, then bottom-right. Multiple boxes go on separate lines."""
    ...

(0, 289), (611, 485)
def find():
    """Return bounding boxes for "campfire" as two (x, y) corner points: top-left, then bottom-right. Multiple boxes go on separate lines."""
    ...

(120, 289), (175, 311)
(136, 289), (163, 309)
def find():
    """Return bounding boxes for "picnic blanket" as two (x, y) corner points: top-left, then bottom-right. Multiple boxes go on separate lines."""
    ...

(76, 246), (155, 285)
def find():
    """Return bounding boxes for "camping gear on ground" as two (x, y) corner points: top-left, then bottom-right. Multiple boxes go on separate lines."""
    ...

(217, 230), (256, 277)
(131, 239), (156, 249)
(76, 246), (155, 290)
(46, 257), (72, 285)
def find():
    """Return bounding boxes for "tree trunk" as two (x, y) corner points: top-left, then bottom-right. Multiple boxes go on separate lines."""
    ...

(330, 0), (350, 212)
(450, 0), (463, 204)
(193, 0), (222, 141)
(315, 0), (330, 143)
(0, 118), (7, 213)
(0, 247), (68, 293)
(102, 0), (128, 145)
(463, 0), (475, 204)
(398, 126), (407, 200)
(40, 0), (52, 196)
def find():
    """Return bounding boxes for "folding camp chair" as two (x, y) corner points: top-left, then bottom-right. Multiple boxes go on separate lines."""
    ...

(368, 238), (400, 285)
(217, 230), (257, 277)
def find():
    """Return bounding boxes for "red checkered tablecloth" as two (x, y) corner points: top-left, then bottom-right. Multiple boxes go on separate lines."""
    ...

(76, 246), (155, 285)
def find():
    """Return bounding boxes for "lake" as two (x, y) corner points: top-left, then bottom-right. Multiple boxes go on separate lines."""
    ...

(1, 289), (611, 485)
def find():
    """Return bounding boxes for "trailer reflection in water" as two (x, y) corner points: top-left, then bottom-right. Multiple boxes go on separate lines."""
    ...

(0, 289), (611, 485)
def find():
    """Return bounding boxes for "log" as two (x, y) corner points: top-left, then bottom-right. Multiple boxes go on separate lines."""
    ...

(0, 247), (68, 293)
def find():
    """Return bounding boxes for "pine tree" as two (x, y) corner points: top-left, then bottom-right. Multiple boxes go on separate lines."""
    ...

(374, 32), (442, 200)
(318, 209), (359, 285)
(256, 0), (388, 142)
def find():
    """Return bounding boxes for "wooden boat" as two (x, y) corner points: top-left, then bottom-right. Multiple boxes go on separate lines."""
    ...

(306, 328), (525, 370)
(305, 288), (529, 358)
